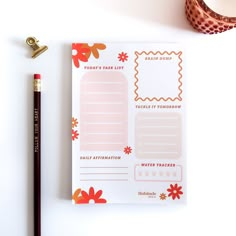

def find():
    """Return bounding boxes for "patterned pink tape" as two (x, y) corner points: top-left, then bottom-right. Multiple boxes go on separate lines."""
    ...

(185, 0), (236, 34)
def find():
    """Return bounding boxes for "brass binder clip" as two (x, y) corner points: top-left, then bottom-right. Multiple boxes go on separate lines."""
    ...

(26, 37), (48, 58)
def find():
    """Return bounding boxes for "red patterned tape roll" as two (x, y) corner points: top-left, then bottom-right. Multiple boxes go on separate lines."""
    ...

(185, 0), (236, 34)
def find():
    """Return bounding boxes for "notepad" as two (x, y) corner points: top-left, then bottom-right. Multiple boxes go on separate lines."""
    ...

(72, 43), (186, 204)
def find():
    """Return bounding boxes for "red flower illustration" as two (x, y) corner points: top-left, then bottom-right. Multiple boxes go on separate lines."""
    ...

(124, 146), (132, 155)
(118, 52), (128, 62)
(76, 187), (107, 204)
(72, 43), (90, 68)
(72, 117), (78, 128)
(72, 129), (79, 141)
(167, 184), (183, 200)
(72, 43), (106, 68)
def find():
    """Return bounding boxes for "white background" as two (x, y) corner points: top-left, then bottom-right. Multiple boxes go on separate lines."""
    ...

(1, 0), (236, 235)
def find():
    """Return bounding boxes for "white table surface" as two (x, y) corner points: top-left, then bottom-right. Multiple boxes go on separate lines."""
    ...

(1, 0), (236, 235)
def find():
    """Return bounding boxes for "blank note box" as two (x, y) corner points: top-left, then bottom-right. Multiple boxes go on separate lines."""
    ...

(134, 51), (183, 101)
(80, 71), (128, 151)
(135, 112), (182, 159)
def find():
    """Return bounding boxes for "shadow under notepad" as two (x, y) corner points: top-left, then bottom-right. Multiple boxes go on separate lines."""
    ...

(88, 0), (191, 31)
(58, 43), (72, 200)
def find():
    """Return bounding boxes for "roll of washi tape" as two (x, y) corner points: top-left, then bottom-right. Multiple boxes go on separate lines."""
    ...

(185, 0), (236, 34)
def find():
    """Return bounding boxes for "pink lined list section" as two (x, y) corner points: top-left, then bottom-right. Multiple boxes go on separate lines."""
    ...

(135, 112), (182, 159)
(80, 71), (128, 151)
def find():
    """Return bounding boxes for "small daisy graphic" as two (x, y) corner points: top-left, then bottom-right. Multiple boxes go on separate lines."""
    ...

(72, 117), (78, 128)
(118, 52), (128, 62)
(72, 129), (79, 141)
(124, 146), (132, 154)
(159, 193), (167, 200)
(167, 183), (183, 200)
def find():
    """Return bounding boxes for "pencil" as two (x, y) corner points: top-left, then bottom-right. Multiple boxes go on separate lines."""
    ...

(33, 73), (41, 236)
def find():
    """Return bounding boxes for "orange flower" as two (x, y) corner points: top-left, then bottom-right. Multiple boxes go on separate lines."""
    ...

(72, 117), (78, 128)
(83, 43), (106, 59)
(72, 43), (90, 68)
(167, 184), (183, 200)
(72, 129), (79, 141)
(72, 188), (84, 203)
(159, 193), (167, 200)
(76, 187), (107, 204)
